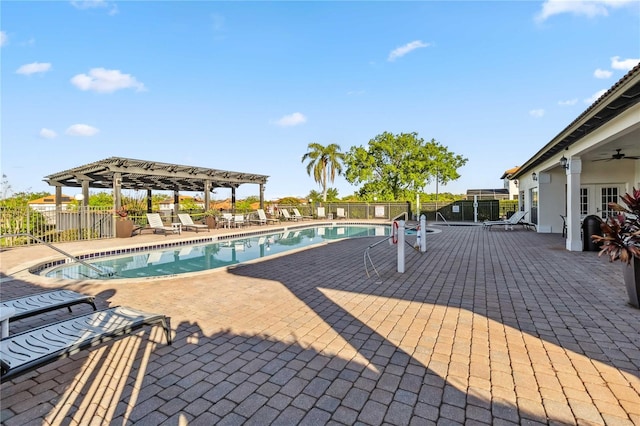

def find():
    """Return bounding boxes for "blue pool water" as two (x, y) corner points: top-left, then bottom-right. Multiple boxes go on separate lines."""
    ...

(43, 224), (396, 280)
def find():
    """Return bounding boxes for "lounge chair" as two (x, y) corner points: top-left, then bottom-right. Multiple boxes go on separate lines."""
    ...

(281, 209), (296, 221)
(317, 207), (327, 220)
(292, 208), (312, 221)
(252, 209), (278, 225)
(178, 213), (209, 233)
(336, 208), (347, 220)
(1, 290), (97, 322)
(0, 306), (171, 381)
(146, 213), (179, 235)
(483, 211), (528, 230)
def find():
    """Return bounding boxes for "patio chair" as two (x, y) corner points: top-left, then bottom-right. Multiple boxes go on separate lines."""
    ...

(281, 209), (296, 221)
(146, 213), (179, 235)
(0, 306), (171, 381)
(336, 208), (347, 220)
(234, 214), (246, 227)
(1, 290), (97, 323)
(483, 211), (528, 230)
(178, 213), (209, 233)
(292, 208), (312, 221)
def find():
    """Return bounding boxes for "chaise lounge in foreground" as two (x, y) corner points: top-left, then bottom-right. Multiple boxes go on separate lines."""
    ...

(0, 306), (172, 381)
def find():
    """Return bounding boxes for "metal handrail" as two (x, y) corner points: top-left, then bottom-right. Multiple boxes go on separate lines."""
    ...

(364, 235), (393, 278)
(391, 212), (408, 222)
(435, 212), (450, 226)
(0, 233), (113, 277)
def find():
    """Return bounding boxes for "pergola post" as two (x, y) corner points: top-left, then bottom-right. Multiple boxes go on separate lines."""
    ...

(231, 187), (236, 213)
(147, 189), (152, 212)
(173, 190), (179, 219)
(260, 184), (265, 210)
(81, 180), (89, 207)
(204, 180), (211, 211)
(55, 186), (62, 209)
(113, 172), (122, 211)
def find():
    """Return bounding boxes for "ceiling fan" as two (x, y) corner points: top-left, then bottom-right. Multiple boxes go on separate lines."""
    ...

(593, 149), (640, 162)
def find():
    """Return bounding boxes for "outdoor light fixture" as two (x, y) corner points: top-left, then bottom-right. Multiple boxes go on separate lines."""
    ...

(560, 155), (569, 169)
(532, 173), (538, 181)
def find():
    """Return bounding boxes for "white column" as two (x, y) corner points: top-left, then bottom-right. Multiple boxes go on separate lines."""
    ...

(419, 214), (427, 252)
(397, 220), (405, 273)
(566, 158), (582, 251)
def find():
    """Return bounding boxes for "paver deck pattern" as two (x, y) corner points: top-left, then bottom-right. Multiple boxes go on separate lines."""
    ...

(1, 222), (639, 425)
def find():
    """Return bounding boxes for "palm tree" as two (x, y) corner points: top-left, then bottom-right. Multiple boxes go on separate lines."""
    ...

(301, 143), (345, 202)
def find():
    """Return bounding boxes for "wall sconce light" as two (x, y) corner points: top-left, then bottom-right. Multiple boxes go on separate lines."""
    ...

(532, 173), (538, 181)
(560, 155), (569, 169)
(514, 180), (519, 186)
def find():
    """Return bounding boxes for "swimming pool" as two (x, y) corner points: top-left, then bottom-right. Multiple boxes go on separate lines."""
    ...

(40, 224), (396, 280)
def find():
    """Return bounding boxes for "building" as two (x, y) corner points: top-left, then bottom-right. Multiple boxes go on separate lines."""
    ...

(28, 194), (74, 212)
(511, 64), (640, 251)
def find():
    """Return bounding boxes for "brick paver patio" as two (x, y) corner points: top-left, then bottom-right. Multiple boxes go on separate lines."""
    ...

(1, 223), (639, 425)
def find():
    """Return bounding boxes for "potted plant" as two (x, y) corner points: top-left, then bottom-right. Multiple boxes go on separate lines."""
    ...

(115, 206), (134, 238)
(203, 210), (218, 229)
(592, 187), (640, 308)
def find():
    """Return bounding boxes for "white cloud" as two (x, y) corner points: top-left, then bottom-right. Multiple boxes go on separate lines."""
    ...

(593, 68), (612, 79)
(70, 0), (118, 15)
(0, 31), (7, 47)
(611, 56), (640, 71)
(529, 109), (545, 118)
(66, 124), (99, 136)
(16, 62), (52, 75)
(39, 128), (57, 139)
(535, 0), (635, 23)
(388, 40), (430, 62)
(272, 112), (307, 127)
(70, 68), (145, 93)
(584, 89), (607, 104)
(558, 99), (578, 106)
(347, 90), (365, 96)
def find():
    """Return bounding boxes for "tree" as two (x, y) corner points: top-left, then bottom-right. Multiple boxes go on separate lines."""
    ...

(344, 132), (468, 201)
(308, 188), (339, 203)
(301, 143), (346, 202)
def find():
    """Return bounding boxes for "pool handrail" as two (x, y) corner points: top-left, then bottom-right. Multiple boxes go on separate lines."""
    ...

(1, 233), (114, 277)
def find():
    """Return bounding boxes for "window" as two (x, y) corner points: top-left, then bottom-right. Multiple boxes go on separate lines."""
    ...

(600, 187), (619, 219)
(580, 188), (588, 217)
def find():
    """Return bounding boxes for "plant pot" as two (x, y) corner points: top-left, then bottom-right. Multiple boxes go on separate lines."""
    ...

(622, 256), (640, 309)
(205, 216), (216, 229)
(116, 219), (134, 238)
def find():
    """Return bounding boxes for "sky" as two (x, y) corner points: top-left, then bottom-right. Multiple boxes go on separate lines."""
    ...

(2, 0), (639, 201)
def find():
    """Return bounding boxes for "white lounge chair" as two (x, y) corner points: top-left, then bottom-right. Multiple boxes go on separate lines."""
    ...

(253, 209), (278, 225)
(317, 207), (327, 220)
(146, 213), (179, 235)
(292, 208), (311, 221)
(336, 208), (347, 219)
(178, 213), (209, 233)
(483, 211), (528, 230)
(281, 209), (296, 221)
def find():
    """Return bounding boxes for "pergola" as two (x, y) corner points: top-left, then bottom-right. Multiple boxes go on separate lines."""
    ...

(43, 157), (269, 213)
